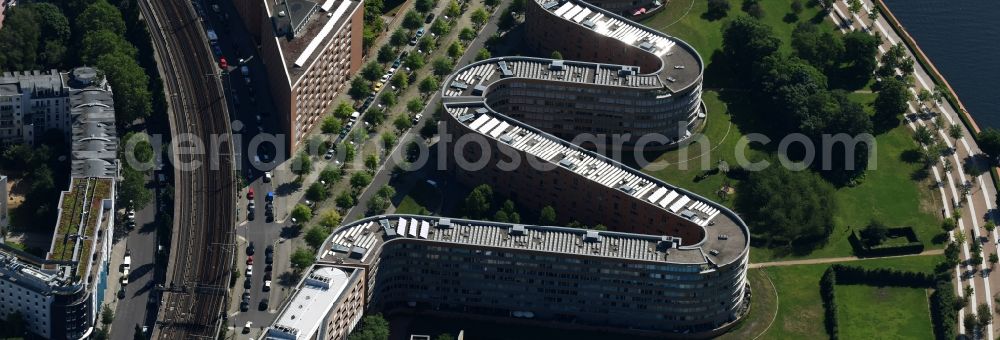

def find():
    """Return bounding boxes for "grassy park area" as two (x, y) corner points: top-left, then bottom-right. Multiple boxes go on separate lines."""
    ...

(836, 284), (934, 339)
(638, 0), (943, 262)
(754, 255), (941, 339)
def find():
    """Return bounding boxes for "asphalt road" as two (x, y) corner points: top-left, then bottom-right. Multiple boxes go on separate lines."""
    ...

(343, 0), (512, 223)
(110, 174), (166, 339)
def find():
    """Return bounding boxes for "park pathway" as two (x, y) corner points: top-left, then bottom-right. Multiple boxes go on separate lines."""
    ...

(749, 249), (944, 269)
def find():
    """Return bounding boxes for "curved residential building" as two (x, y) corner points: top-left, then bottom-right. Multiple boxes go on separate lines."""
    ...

(441, 0), (704, 148)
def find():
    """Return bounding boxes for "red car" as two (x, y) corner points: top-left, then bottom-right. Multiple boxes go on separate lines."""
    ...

(248, 187), (254, 200)
(219, 57), (228, 70)
(247, 256), (253, 265)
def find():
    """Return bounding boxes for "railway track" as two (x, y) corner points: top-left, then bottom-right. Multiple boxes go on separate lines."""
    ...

(139, 0), (236, 338)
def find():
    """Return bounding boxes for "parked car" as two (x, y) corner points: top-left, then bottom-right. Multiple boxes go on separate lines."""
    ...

(248, 187), (254, 199)
(246, 266), (253, 277)
(264, 171), (272, 183)
(263, 280), (271, 292)
(425, 13), (435, 24)
(247, 242), (255, 255)
(258, 299), (269, 311)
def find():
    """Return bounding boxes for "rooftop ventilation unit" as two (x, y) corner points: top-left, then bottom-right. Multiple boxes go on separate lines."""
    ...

(584, 231), (601, 243)
(657, 236), (680, 251)
(549, 60), (564, 70)
(510, 225), (527, 236)
(437, 219), (452, 229)
(618, 67), (635, 77)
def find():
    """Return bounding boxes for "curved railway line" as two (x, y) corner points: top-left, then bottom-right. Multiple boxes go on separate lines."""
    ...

(139, 0), (236, 338)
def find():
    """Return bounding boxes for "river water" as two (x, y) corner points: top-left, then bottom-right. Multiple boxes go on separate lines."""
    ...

(882, 0), (1000, 128)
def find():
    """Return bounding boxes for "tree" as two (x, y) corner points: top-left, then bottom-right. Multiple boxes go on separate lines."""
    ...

(476, 48), (491, 61)
(419, 35), (436, 52)
(722, 16), (780, 79)
(394, 115), (414, 131)
(873, 77), (910, 128)
(736, 164), (836, 245)
(406, 99), (424, 115)
(405, 52), (425, 70)
(791, 22), (844, 70)
(550, 50), (563, 59)
(339, 142), (356, 162)
(416, 0), (437, 12)
(991, 252), (999, 268)
(942, 217), (957, 231)
(464, 184), (493, 218)
(119, 166), (153, 209)
(336, 191), (356, 208)
(292, 152), (313, 177)
(446, 0), (461, 18)
(362, 61), (384, 81)
(448, 41), (465, 59)
(979, 128), (1000, 160)
(948, 124), (963, 141)
(705, 0), (730, 20)
(365, 107), (386, 126)
(306, 182), (330, 202)
(741, 0), (764, 18)
(539, 206), (557, 225)
(499, 200), (520, 223)
(0, 7), (41, 70)
(319, 166), (343, 185)
(431, 18), (451, 36)
(847, 0), (862, 16)
(101, 305), (114, 326)
(349, 78), (372, 100)
(97, 52), (152, 125)
(81, 30), (136, 65)
(471, 8), (490, 26)
(365, 154), (380, 172)
(334, 101), (354, 119)
(986, 221), (997, 233)
(291, 203), (313, 223)
(348, 314), (390, 340)
(867, 7), (880, 28)
(381, 132), (397, 149)
(390, 29), (409, 47)
(318, 210), (342, 229)
(377, 44), (396, 63)
(391, 72), (408, 89)
(913, 125), (934, 146)
(351, 172), (373, 190)
(945, 241), (960, 266)
(419, 76), (439, 94)
(376, 185), (396, 199)
(859, 220), (888, 247)
(460, 27), (477, 41)
(978, 303), (993, 329)
(955, 229), (967, 246)
(403, 10), (423, 30)
(305, 225), (330, 249)
(841, 30), (880, 83)
(380, 91), (397, 107)
(321, 116), (343, 134)
(290, 247), (315, 270)
(433, 57), (454, 76)
(76, 0), (126, 36)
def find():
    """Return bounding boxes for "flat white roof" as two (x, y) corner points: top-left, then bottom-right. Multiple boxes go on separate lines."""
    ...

(268, 266), (352, 339)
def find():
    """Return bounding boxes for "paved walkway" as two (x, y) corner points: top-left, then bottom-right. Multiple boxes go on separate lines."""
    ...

(749, 249), (944, 269)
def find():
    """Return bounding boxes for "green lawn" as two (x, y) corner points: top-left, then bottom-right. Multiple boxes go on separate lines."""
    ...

(837, 285), (934, 340)
(394, 181), (440, 215)
(638, 1), (943, 262)
(755, 255), (941, 339)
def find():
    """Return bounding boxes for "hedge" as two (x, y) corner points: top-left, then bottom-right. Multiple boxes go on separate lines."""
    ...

(848, 227), (924, 257)
(821, 264), (947, 340)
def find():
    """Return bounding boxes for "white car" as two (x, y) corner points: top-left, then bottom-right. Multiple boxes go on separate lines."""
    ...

(121, 274), (129, 286)
(246, 266), (253, 277)
(264, 171), (272, 183)
(263, 280), (271, 292)
(243, 321), (252, 334)
(127, 209), (136, 220)
(380, 73), (391, 82)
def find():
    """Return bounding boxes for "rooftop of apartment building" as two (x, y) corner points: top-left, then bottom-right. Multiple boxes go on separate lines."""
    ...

(266, 265), (357, 340)
(0, 69), (67, 97)
(531, 0), (701, 93)
(319, 213), (745, 269)
(438, 102), (747, 261)
(265, 0), (360, 85)
(0, 249), (69, 294)
(45, 177), (114, 281)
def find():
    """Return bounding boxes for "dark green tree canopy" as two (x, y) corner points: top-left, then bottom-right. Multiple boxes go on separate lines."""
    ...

(736, 164), (836, 245)
(722, 16), (780, 78)
(76, 0), (126, 36)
